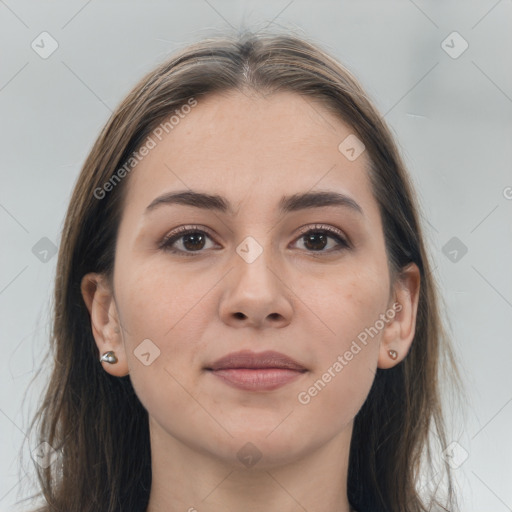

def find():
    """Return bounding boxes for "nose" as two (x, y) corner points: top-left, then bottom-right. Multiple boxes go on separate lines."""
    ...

(218, 240), (293, 329)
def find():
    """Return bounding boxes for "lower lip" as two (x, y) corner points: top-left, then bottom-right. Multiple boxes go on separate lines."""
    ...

(209, 368), (306, 391)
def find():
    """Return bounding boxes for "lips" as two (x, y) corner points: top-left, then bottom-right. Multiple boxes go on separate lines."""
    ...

(206, 349), (307, 372)
(206, 350), (307, 392)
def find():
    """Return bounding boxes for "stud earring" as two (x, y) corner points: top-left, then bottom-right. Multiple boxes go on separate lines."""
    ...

(99, 351), (118, 364)
(388, 349), (398, 360)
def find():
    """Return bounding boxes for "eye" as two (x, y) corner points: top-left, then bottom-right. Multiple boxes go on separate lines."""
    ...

(159, 225), (218, 256)
(159, 223), (350, 257)
(292, 224), (350, 253)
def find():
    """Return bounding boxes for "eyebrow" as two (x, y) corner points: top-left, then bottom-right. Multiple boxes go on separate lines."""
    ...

(145, 189), (364, 216)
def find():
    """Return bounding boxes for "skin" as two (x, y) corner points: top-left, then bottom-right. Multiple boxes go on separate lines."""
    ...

(81, 90), (420, 512)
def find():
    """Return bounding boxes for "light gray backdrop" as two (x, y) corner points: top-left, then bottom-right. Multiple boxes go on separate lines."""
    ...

(1, 1), (511, 511)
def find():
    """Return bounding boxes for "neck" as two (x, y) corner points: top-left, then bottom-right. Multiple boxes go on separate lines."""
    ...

(145, 417), (354, 512)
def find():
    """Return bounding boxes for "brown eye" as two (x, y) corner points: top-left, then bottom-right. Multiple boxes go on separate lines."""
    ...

(160, 226), (217, 256)
(179, 232), (207, 251)
(302, 232), (330, 251)
(160, 224), (349, 257)
(293, 225), (349, 253)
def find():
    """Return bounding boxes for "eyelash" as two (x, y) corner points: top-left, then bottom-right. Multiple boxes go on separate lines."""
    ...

(159, 224), (350, 257)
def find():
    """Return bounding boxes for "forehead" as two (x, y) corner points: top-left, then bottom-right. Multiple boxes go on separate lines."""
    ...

(121, 90), (380, 225)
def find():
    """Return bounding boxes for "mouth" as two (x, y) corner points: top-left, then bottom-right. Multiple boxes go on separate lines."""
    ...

(205, 350), (308, 392)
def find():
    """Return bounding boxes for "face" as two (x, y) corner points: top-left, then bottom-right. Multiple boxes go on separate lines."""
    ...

(85, 90), (414, 470)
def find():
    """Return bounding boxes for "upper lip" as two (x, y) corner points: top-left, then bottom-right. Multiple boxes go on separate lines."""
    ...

(206, 350), (307, 371)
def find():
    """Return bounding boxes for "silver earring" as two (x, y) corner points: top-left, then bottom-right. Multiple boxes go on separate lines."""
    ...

(388, 349), (398, 360)
(99, 351), (118, 364)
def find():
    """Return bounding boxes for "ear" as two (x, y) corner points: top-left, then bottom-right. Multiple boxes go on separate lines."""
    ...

(378, 262), (421, 369)
(80, 272), (129, 377)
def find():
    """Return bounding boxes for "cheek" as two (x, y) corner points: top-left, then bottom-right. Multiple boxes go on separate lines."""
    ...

(113, 259), (217, 398)
(295, 274), (385, 428)
(116, 257), (214, 339)
(300, 262), (388, 396)
(301, 259), (390, 346)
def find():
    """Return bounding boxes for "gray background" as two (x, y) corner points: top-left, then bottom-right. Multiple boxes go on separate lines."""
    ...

(1, 1), (511, 510)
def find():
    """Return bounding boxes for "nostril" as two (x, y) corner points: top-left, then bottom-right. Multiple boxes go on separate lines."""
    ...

(234, 312), (246, 319)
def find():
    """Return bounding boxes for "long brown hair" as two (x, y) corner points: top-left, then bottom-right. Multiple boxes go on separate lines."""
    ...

(20, 29), (463, 512)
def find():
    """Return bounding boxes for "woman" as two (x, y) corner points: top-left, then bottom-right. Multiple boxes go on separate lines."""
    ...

(24, 30), (462, 512)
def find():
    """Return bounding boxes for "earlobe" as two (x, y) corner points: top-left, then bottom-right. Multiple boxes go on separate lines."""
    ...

(377, 263), (421, 369)
(80, 272), (129, 377)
